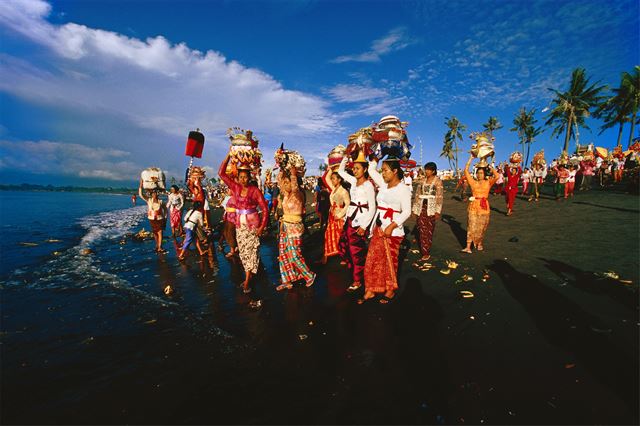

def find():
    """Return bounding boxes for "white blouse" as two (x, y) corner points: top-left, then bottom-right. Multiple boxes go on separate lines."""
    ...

(338, 157), (376, 229)
(368, 160), (412, 238)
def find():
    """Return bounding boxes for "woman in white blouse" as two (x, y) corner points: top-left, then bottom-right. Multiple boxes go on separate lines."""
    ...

(361, 158), (412, 304)
(337, 153), (376, 292)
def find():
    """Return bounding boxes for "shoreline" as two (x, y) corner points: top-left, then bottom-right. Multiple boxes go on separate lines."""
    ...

(1, 182), (638, 424)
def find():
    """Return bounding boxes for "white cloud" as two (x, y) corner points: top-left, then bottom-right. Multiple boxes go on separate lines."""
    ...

(0, 140), (145, 181)
(330, 27), (415, 63)
(326, 84), (388, 103)
(0, 0), (342, 181)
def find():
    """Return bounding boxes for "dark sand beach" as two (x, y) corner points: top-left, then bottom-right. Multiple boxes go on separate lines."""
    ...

(1, 182), (638, 424)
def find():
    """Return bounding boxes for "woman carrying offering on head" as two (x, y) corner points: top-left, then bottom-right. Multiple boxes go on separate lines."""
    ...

(461, 155), (498, 253)
(504, 163), (522, 216)
(360, 158), (412, 304)
(166, 185), (185, 238)
(337, 152), (376, 292)
(319, 166), (350, 264)
(275, 164), (316, 290)
(138, 180), (168, 254)
(411, 162), (443, 261)
(219, 153), (268, 294)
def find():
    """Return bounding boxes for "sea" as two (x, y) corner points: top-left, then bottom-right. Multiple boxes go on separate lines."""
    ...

(0, 190), (353, 424)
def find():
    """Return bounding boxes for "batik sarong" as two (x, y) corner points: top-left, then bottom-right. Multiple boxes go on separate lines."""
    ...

(417, 206), (437, 257)
(169, 207), (182, 233)
(324, 208), (344, 257)
(364, 226), (402, 294)
(467, 211), (490, 245)
(278, 221), (314, 284)
(338, 218), (368, 283)
(236, 225), (260, 274)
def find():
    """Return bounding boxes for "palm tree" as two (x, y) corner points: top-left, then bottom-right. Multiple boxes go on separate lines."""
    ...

(511, 108), (529, 158)
(445, 116), (466, 176)
(622, 66), (640, 147)
(482, 116), (503, 139)
(439, 137), (455, 171)
(511, 107), (543, 165)
(545, 67), (607, 153)
(523, 122), (543, 166)
(596, 84), (631, 148)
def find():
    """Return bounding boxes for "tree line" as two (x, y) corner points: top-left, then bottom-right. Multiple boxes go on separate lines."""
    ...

(440, 66), (640, 173)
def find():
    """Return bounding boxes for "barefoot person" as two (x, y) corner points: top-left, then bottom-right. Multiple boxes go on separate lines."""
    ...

(178, 201), (205, 260)
(138, 180), (168, 254)
(220, 188), (238, 258)
(361, 158), (412, 304)
(218, 154), (268, 294)
(504, 163), (522, 216)
(275, 164), (316, 290)
(412, 162), (443, 261)
(528, 163), (547, 202)
(166, 185), (184, 238)
(461, 156), (498, 253)
(338, 152), (376, 292)
(319, 166), (350, 264)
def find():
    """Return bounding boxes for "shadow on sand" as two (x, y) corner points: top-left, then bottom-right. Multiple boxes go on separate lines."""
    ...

(539, 257), (639, 311)
(441, 214), (466, 247)
(489, 259), (639, 419)
(571, 201), (639, 214)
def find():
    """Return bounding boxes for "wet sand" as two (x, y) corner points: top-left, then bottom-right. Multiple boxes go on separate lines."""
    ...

(1, 182), (638, 424)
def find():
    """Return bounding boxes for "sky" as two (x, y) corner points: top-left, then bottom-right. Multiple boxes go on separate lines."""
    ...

(0, 0), (638, 186)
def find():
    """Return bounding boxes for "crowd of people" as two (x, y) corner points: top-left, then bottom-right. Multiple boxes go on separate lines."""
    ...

(136, 143), (638, 303)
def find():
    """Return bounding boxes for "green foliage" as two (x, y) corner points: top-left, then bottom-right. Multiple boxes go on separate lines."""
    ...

(545, 67), (607, 152)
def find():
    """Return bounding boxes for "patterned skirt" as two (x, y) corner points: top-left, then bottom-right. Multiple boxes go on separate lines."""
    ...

(169, 207), (182, 231)
(279, 221), (314, 284)
(467, 210), (490, 244)
(236, 225), (260, 274)
(416, 207), (437, 256)
(338, 218), (368, 283)
(324, 211), (344, 257)
(364, 226), (403, 294)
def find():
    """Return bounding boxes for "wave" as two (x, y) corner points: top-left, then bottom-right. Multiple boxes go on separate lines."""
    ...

(1, 205), (242, 347)
(2, 206), (173, 305)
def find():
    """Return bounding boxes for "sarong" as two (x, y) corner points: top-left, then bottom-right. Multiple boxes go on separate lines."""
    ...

(169, 207), (182, 231)
(324, 210), (344, 257)
(364, 226), (402, 294)
(149, 218), (165, 233)
(565, 181), (575, 197)
(236, 225), (260, 274)
(338, 218), (368, 283)
(417, 206), (437, 256)
(467, 211), (490, 244)
(278, 221), (314, 284)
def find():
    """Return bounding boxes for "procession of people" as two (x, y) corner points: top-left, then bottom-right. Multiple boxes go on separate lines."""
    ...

(135, 120), (640, 303)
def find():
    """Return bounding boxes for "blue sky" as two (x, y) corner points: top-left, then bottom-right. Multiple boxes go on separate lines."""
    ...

(0, 0), (638, 186)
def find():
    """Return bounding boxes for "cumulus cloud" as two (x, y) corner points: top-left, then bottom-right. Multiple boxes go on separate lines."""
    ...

(330, 27), (415, 63)
(0, 0), (341, 182)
